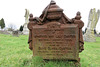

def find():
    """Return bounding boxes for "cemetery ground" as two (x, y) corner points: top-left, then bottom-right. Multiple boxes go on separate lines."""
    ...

(0, 34), (100, 67)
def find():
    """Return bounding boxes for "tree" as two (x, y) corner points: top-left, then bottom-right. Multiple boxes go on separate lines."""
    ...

(85, 28), (87, 33)
(0, 18), (5, 29)
(19, 25), (23, 32)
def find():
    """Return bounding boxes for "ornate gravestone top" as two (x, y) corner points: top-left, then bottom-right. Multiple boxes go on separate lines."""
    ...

(27, 0), (84, 64)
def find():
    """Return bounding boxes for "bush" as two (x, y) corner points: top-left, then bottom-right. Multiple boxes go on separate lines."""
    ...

(19, 25), (23, 32)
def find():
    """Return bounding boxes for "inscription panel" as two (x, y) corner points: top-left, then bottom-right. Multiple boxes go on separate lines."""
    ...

(32, 22), (79, 61)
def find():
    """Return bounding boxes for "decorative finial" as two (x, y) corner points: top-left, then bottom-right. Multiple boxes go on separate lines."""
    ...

(30, 14), (33, 17)
(76, 11), (80, 16)
(75, 11), (81, 20)
(50, 0), (56, 5)
(29, 14), (34, 21)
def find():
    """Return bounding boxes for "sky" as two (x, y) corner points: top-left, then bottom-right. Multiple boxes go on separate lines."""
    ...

(0, 0), (100, 32)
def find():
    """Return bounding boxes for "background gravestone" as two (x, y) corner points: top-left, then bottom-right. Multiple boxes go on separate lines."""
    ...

(84, 8), (100, 42)
(22, 9), (29, 35)
(28, 0), (84, 66)
(0, 30), (10, 35)
(12, 30), (19, 37)
(23, 23), (29, 35)
(0, 26), (1, 30)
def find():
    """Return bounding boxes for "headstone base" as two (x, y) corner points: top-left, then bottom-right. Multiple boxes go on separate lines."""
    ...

(23, 23), (29, 35)
(83, 29), (96, 42)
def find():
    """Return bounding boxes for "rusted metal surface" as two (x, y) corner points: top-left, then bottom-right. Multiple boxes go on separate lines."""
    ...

(27, 0), (84, 63)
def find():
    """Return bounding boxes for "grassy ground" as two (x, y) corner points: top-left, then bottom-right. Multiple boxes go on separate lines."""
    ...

(80, 37), (100, 67)
(0, 34), (100, 67)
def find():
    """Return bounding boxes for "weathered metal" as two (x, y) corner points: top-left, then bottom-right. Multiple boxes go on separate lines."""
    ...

(27, 0), (84, 65)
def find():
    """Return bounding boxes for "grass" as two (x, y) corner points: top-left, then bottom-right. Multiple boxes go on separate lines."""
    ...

(0, 34), (100, 67)
(80, 37), (100, 67)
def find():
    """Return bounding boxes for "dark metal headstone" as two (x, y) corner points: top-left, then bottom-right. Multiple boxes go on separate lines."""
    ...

(27, 0), (84, 66)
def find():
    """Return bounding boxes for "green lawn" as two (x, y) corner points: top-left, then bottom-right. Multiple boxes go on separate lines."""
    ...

(0, 34), (100, 67)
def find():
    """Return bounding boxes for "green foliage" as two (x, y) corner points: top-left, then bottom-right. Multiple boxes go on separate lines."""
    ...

(19, 25), (23, 32)
(0, 18), (5, 29)
(0, 34), (100, 67)
(20, 56), (76, 67)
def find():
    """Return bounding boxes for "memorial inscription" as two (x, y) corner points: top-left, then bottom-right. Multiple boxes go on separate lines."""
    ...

(32, 22), (79, 61)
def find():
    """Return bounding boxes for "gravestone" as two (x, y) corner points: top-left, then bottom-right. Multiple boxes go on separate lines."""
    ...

(84, 8), (100, 42)
(0, 30), (10, 35)
(12, 30), (19, 37)
(23, 23), (29, 35)
(0, 26), (1, 30)
(22, 9), (29, 35)
(28, 0), (84, 66)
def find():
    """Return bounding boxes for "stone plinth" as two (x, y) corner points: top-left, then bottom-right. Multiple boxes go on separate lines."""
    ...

(22, 23), (29, 35)
(84, 29), (96, 42)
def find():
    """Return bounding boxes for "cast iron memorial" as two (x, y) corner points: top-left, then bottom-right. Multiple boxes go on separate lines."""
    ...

(27, 0), (84, 65)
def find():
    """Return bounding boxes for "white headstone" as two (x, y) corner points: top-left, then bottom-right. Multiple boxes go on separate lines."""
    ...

(23, 9), (29, 35)
(84, 8), (100, 42)
(0, 26), (1, 30)
(25, 9), (29, 23)
(23, 23), (29, 35)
